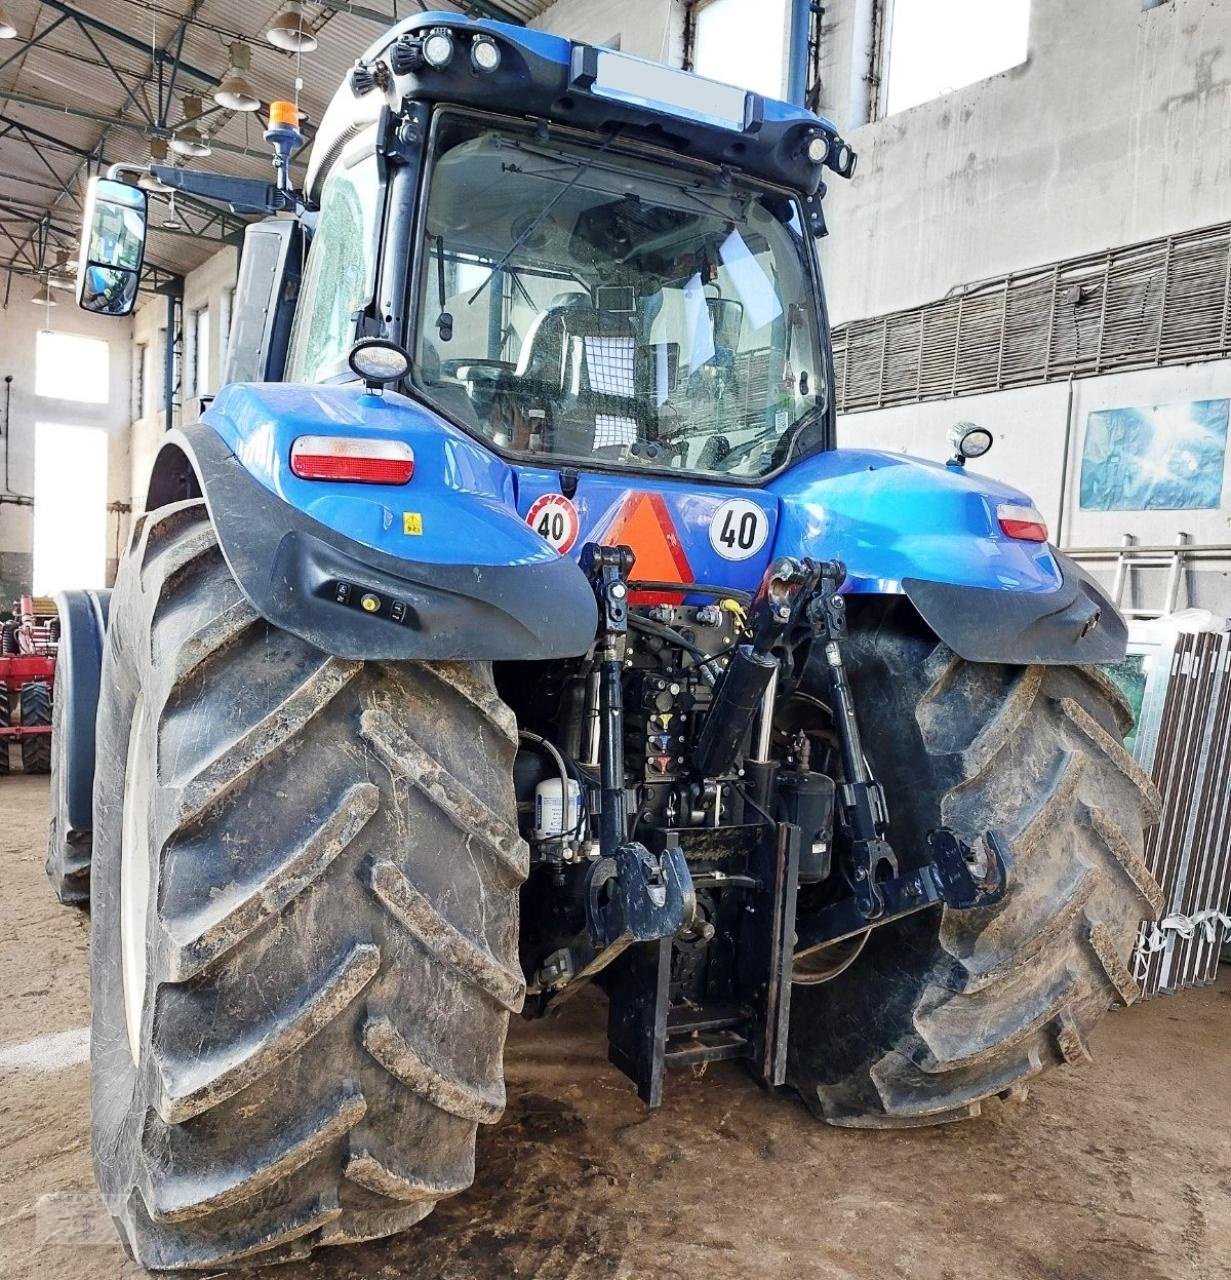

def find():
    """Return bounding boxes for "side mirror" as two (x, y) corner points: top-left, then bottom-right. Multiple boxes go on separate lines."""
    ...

(76, 177), (148, 316)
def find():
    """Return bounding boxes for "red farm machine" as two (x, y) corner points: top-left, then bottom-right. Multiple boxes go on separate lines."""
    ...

(0, 595), (57, 775)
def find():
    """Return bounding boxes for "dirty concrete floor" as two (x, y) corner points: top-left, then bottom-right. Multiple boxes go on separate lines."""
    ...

(1, 773), (1229, 1280)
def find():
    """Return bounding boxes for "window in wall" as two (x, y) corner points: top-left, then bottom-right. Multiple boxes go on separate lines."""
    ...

(285, 144), (383, 384)
(880, 0), (1031, 117)
(692, 0), (790, 100)
(193, 307), (211, 396)
(34, 331), (110, 403)
(33, 421), (107, 593)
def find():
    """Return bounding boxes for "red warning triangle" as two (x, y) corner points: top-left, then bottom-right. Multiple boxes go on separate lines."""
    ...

(602, 493), (693, 605)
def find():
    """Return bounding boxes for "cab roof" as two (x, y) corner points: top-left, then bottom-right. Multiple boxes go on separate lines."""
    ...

(306, 10), (855, 221)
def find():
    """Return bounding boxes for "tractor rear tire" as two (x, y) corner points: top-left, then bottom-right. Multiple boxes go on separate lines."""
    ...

(787, 598), (1162, 1127)
(20, 680), (52, 774)
(91, 499), (527, 1270)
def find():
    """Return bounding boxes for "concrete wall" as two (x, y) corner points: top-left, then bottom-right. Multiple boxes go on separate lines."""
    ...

(0, 272), (133, 598)
(817, 0), (1231, 324)
(838, 357), (1231, 613)
(528, 0), (686, 64)
(814, 0), (1231, 611)
(130, 246), (237, 514)
(527, 0), (1231, 327)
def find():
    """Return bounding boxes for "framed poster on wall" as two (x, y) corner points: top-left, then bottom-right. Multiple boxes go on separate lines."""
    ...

(1079, 397), (1229, 511)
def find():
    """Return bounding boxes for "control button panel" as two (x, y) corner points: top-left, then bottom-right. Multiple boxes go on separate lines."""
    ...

(319, 579), (417, 628)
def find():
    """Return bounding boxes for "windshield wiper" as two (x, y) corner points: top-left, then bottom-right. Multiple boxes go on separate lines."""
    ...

(465, 127), (623, 309)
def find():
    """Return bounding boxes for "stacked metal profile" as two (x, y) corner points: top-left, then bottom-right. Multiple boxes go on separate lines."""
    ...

(1132, 629), (1231, 997)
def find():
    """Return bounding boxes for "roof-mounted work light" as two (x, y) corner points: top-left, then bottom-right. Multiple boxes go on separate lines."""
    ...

(422, 28), (455, 69)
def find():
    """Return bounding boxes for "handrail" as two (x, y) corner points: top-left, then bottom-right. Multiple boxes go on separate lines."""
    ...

(1065, 543), (1231, 558)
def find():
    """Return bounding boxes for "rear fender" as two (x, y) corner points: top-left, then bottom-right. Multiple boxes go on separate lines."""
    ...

(148, 384), (597, 661)
(769, 449), (1125, 665)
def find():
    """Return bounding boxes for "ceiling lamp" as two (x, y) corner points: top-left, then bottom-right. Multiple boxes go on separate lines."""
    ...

(215, 42), (260, 112)
(171, 96), (211, 157)
(162, 195), (184, 231)
(30, 279), (57, 306)
(47, 251), (77, 288)
(267, 2), (317, 54)
(138, 138), (175, 193)
(0, 9), (16, 39)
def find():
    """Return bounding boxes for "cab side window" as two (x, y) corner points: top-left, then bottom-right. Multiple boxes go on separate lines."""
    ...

(285, 149), (383, 384)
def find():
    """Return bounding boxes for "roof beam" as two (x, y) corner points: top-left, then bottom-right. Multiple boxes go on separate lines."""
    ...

(36, 0), (220, 88)
(0, 111), (100, 161)
(0, 199), (77, 239)
(73, 19), (157, 128)
(0, 87), (306, 166)
(0, 12), (70, 78)
(0, 151), (247, 244)
(313, 0), (527, 29)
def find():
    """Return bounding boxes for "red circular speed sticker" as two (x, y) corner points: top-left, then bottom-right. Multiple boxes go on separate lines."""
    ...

(526, 493), (580, 553)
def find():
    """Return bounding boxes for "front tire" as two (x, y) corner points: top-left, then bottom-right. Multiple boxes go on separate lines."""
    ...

(92, 500), (527, 1270)
(787, 599), (1162, 1127)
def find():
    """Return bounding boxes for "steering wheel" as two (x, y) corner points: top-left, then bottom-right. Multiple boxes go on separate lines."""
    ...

(440, 358), (517, 381)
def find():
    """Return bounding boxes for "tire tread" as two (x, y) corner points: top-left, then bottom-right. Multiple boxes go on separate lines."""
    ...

(788, 614), (1160, 1129)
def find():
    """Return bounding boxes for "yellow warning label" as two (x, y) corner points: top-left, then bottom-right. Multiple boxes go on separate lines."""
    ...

(402, 512), (423, 536)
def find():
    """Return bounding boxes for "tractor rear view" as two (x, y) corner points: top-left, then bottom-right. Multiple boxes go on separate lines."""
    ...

(52, 15), (1159, 1271)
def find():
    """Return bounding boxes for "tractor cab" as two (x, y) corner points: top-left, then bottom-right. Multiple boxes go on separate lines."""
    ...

(279, 13), (857, 481)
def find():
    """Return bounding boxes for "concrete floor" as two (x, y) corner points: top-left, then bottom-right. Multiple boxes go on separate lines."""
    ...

(1, 772), (1228, 1280)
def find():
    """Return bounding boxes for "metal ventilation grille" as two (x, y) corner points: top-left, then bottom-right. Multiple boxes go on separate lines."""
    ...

(832, 221), (1231, 412)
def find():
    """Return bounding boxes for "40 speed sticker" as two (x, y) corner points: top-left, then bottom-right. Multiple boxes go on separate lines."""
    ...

(526, 492), (580, 553)
(709, 498), (770, 560)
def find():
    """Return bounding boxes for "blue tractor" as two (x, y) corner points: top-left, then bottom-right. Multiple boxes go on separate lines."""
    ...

(52, 14), (1160, 1270)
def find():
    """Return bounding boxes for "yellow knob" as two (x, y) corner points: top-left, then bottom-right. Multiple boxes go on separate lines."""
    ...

(360, 593), (381, 613)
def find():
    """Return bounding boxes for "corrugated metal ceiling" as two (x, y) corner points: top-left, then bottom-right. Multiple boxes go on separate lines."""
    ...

(0, 0), (558, 280)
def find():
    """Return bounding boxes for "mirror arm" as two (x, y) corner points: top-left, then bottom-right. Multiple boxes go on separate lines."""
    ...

(148, 166), (291, 215)
(106, 162), (290, 215)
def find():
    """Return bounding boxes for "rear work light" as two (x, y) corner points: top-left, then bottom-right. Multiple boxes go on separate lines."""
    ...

(996, 502), (1048, 542)
(290, 436), (414, 484)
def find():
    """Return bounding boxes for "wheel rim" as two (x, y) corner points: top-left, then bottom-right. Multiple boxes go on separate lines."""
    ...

(120, 693), (151, 1066)
(792, 930), (869, 984)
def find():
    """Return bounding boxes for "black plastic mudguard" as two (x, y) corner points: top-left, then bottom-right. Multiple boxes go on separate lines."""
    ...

(52, 588), (111, 833)
(902, 550), (1127, 666)
(148, 422), (598, 662)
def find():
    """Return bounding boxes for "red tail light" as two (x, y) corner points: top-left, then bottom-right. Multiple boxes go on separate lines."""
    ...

(290, 435), (414, 485)
(996, 501), (1048, 542)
